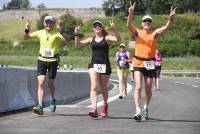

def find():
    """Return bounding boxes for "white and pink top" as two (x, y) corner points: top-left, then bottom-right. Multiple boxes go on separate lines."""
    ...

(155, 54), (162, 66)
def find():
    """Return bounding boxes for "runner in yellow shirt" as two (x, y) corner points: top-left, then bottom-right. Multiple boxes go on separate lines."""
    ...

(24, 16), (70, 115)
(127, 2), (176, 121)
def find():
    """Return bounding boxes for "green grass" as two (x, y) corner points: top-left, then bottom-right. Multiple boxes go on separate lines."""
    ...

(0, 19), (37, 41)
(1, 56), (200, 71)
(0, 13), (200, 62)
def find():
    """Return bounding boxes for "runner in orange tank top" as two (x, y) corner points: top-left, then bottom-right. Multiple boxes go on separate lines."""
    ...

(127, 1), (176, 121)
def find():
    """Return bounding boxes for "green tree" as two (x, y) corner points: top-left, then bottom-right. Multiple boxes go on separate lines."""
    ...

(59, 12), (82, 39)
(6, 0), (30, 9)
(36, 13), (49, 30)
(103, 0), (200, 16)
(181, 0), (200, 13)
(37, 3), (46, 9)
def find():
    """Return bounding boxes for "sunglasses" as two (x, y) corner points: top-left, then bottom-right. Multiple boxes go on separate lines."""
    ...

(93, 23), (103, 28)
(143, 19), (152, 23)
(45, 20), (54, 24)
(120, 46), (125, 48)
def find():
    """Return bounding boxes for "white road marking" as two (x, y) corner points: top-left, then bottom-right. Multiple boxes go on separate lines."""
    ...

(58, 79), (132, 108)
(57, 105), (80, 108)
(192, 85), (199, 88)
(87, 79), (132, 108)
(174, 81), (185, 85)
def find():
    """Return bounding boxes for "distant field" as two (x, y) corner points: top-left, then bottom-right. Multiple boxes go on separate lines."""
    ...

(0, 19), (37, 41)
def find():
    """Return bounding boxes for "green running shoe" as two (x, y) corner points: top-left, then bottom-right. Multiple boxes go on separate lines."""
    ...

(32, 104), (43, 115)
(142, 108), (148, 120)
(49, 98), (56, 112)
(133, 112), (141, 121)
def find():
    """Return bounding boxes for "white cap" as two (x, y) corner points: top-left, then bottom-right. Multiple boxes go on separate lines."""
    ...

(120, 43), (126, 47)
(92, 20), (104, 27)
(44, 16), (55, 22)
(142, 15), (152, 21)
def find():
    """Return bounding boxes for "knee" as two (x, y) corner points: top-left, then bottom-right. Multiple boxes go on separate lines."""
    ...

(145, 90), (152, 95)
(135, 85), (141, 91)
(48, 81), (54, 87)
(101, 87), (108, 93)
(91, 85), (98, 92)
(38, 81), (45, 88)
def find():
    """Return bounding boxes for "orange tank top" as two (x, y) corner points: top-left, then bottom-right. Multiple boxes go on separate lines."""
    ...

(133, 28), (157, 67)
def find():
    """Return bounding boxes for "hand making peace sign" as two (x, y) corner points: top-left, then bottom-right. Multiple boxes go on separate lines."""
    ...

(128, 1), (136, 15)
(109, 19), (116, 30)
(169, 6), (177, 20)
(74, 23), (81, 35)
(56, 21), (61, 30)
(25, 19), (32, 30)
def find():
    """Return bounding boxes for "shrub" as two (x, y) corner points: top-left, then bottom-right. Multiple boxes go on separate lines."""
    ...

(59, 12), (82, 39)
(36, 13), (49, 30)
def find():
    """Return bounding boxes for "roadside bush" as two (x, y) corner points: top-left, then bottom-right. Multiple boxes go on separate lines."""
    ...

(36, 13), (49, 30)
(59, 12), (82, 39)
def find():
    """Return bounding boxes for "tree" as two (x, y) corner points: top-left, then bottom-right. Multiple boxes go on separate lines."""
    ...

(103, 0), (125, 16)
(181, 0), (200, 13)
(102, 0), (148, 16)
(37, 3), (46, 9)
(3, 4), (6, 10)
(36, 13), (49, 30)
(6, 0), (30, 9)
(102, 0), (200, 16)
(59, 12), (82, 39)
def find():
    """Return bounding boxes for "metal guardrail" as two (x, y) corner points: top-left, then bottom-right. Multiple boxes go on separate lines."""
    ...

(161, 70), (200, 78)
(161, 70), (200, 74)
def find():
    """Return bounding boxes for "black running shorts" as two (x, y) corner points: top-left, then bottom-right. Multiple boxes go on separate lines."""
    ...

(134, 67), (156, 78)
(37, 60), (58, 79)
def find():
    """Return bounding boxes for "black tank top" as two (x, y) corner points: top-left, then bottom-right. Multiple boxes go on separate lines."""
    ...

(90, 36), (110, 64)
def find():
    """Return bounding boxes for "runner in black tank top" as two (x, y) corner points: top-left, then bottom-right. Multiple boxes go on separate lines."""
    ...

(88, 36), (111, 75)
(74, 20), (121, 118)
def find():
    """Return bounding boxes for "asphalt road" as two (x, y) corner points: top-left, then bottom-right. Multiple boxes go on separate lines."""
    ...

(0, 75), (200, 134)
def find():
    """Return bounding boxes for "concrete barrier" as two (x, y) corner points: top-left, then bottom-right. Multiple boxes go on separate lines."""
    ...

(0, 67), (91, 113)
(0, 68), (35, 113)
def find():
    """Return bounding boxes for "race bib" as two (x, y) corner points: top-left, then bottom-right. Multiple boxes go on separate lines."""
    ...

(155, 61), (161, 66)
(94, 64), (106, 73)
(41, 48), (54, 57)
(144, 61), (155, 70)
(119, 60), (125, 67)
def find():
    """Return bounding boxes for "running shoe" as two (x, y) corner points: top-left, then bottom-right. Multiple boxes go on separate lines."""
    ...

(133, 112), (141, 121)
(32, 104), (43, 115)
(49, 98), (56, 112)
(101, 104), (108, 118)
(119, 96), (123, 99)
(142, 108), (148, 120)
(88, 109), (98, 118)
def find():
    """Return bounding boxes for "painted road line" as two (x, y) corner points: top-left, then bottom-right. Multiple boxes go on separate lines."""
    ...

(192, 85), (199, 88)
(174, 81), (185, 85)
(87, 79), (132, 108)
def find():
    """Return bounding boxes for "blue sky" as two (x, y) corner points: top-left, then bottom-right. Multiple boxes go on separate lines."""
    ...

(0, 0), (104, 9)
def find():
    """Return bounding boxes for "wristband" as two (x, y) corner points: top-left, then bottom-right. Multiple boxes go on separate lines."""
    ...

(169, 18), (174, 21)
(25, 29), (30, 33)
(74, 34), (79, 36)
(59, 28), (64, 34)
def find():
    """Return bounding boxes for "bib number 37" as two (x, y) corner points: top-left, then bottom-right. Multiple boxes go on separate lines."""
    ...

(94, 64), (106, 73)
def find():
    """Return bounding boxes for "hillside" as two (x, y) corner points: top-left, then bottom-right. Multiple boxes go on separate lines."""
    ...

(0, 8), (105, 20)
(0, 10), (200, 57)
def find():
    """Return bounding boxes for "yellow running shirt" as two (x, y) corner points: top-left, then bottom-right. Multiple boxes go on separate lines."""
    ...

(30, 29), (64, 62)
(133, 28), (157, 67)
